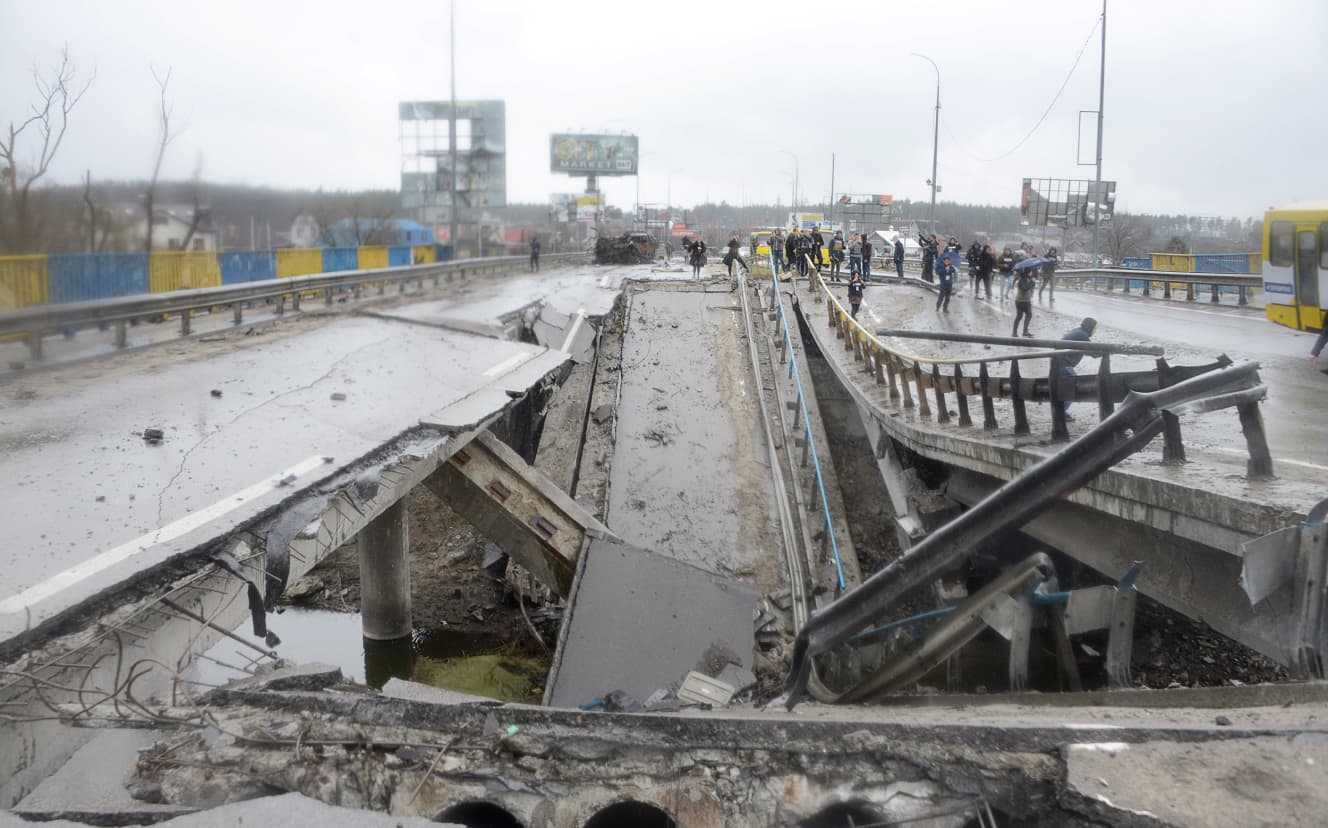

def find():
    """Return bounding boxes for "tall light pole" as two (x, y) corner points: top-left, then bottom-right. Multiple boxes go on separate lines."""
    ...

(780, 150), (799, 214)
(912, 53), (940, 233)
(1092, 0), (1107, 266)
(448, 0), (458, 256)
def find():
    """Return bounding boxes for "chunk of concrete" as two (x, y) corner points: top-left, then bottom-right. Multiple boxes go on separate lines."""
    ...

(380, 678), (500, 707)
(217, 662), (342, 694)
(677, 671), (736, 707)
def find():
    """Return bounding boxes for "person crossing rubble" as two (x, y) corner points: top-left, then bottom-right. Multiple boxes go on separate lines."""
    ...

(724, 234), (749, 277)
(1057, 317), (1099, 420)
(689, 237), (707, 278)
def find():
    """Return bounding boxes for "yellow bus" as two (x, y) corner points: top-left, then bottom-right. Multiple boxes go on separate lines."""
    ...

(1263, 201), (1327, 332)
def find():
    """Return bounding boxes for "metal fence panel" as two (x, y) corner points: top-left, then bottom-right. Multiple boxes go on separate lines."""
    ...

(48, 253), (151, 303)
(149, 251), (222, 293)
(357, 246), (389, 271)
(322, 247), (358, 273)
(388, 246), (413, 267)
(219, 251), (276, 284)
(411, 244), (436, 264)
(276, 248), (323, 278)
(0, 255), (50, 311)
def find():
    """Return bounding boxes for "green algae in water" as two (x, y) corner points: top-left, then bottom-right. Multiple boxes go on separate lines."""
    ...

(412, 654), (546, 702)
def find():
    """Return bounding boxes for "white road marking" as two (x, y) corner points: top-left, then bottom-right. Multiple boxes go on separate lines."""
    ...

(0, 454), (330, 614)
(483, 352), (532, 377)
(1205, 445), (1327, 472)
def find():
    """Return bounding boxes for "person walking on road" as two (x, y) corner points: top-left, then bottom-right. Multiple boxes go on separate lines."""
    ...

(894, 238), (905, 279)
(976, 244), (995, 299)
(724, 234), (749, 277)
(921, 235), (937, 282)
(1012, 266), (1037, 336)
(784, 230), (798, 274)
(529, 236), (541, 272)
(998, 246), (1016, 301)
(967, 241), (981, 291)
(861, 233), (874, 281)
(935, 252), (955, 312)
(689, 237), (707, 279)
(848, 233), (863, 280)
(1057, 317), (1098, 420)
(848, 272), (865, 319)
(1310, 325), (1328, 373)
(828, 230), (845, 280)
(810, 227), (825, 274)
(1039, 246), (1060, 302)
(770, 230), (785, 275)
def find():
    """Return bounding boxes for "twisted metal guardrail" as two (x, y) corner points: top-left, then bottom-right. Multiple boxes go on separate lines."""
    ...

(805, 268), (1268, 462)
(0, 253), (585, 360)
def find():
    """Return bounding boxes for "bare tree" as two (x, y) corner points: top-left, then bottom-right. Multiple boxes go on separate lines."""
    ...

(177, 155), (207, 251)
(1103, 212), (1149, 263)
(144, 66), (176, 252)
(82, 169), (96, 252)
(0, 47), (94, 253)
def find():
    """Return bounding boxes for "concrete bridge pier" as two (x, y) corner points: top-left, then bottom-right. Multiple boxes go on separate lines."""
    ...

(358, 499), (412, 641)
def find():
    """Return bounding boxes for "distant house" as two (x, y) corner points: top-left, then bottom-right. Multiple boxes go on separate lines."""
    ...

(320, 218), (434, 248)
(126, 204), (219, 251)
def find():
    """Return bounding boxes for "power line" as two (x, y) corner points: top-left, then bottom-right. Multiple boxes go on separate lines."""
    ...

(958, 15), (1102, 164)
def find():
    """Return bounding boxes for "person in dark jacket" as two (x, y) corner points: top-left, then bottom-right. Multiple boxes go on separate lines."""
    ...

(689, 237), (707, 279)
(966, 241), (981, 291)
(893, 238), (905, 278)
(724, 234), (749, 277)
(935, 251), (956, 312)
(847, 272), (865, 319)
(976, 244), (995, 299)
(921, 235), (937, 282)
(1039, 246), (1060, 302)
(1011, 267), (1037, 336)
(810, 228), (825, 273)
(784, 230), (798, 274)
(796, 231), (814, 277)
(1058, 317), (1098, 419)
(828, 230), (845, 280)
(770, 230), (785, 274)
(861, 234), (873, 281)
(529, 236), (541, 272)
(997, 246), (1016, 301)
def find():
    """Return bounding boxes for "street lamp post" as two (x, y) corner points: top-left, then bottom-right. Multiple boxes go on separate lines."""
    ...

(912, 53), (940, 233)
(780, 150), (799, 215)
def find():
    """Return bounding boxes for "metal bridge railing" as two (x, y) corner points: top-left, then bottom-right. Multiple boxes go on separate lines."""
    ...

(0, 253), (585, 360)
(805, 268), (1274, 472)
(768, 269), (847, 594)
(1055, 267), (1262, 304)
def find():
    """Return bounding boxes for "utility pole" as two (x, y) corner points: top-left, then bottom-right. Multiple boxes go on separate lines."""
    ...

(830, 153), (836, 230)
(1092, 0), (1107, 266)
(448, 0), (459, 257)
(912, 54), (940, 234)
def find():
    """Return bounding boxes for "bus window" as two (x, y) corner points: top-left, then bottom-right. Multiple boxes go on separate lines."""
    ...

(1297, 230), (1319, 307)
(1322, 223), (1328, 269)
(1270, 220), (1294, 267)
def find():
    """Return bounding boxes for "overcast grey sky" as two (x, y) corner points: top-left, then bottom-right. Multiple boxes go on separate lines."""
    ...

(3, 0), (1323, 218)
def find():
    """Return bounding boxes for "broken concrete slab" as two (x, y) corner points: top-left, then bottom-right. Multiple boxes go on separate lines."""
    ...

(215, 661), (342, 694)
(380, 678), (501, 707)
(716, 663), (758, 694)
(544, 537), (758, 709)
(1062, 737), (1328, 826)
(6, 792), (454, 828)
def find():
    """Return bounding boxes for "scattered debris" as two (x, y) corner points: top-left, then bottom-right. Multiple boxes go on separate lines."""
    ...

(330, 392), (347, 401)
(716, 663), (758, 695)
(592, 403), (614, 425)
(94, 495), (105, 503)
(480, 543), (509, 574)
(594, 232), (658, 265)
(677, 671), (736, 707)
(1216, 715), (1233, 726)
(142, 428), (164, 445)
(284, 575), (325, 603)
(210, 389), (223, 397)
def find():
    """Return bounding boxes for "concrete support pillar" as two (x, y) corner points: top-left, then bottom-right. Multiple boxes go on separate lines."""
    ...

(358, 499), (411, 641)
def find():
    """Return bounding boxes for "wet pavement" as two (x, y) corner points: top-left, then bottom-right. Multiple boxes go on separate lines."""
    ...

(606, 286), (782, 581)
(0, 315), (567, 639)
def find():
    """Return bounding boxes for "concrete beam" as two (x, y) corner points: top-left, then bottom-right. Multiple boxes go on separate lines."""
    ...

(426, 431), (615, 597)
(947, 469), (1295, 668)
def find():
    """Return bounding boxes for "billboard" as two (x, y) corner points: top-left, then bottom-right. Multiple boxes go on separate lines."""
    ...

(549, 193), (577, 223)
(400, 100), (507, 210)
(837, 194), (893, 206)
(1020, 178), (1116, 228)
(575, 194), (603, 222)
(550, 133), (639, 176)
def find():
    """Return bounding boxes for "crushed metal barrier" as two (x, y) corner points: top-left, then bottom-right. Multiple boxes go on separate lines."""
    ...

(783, 360), (1272, 708)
